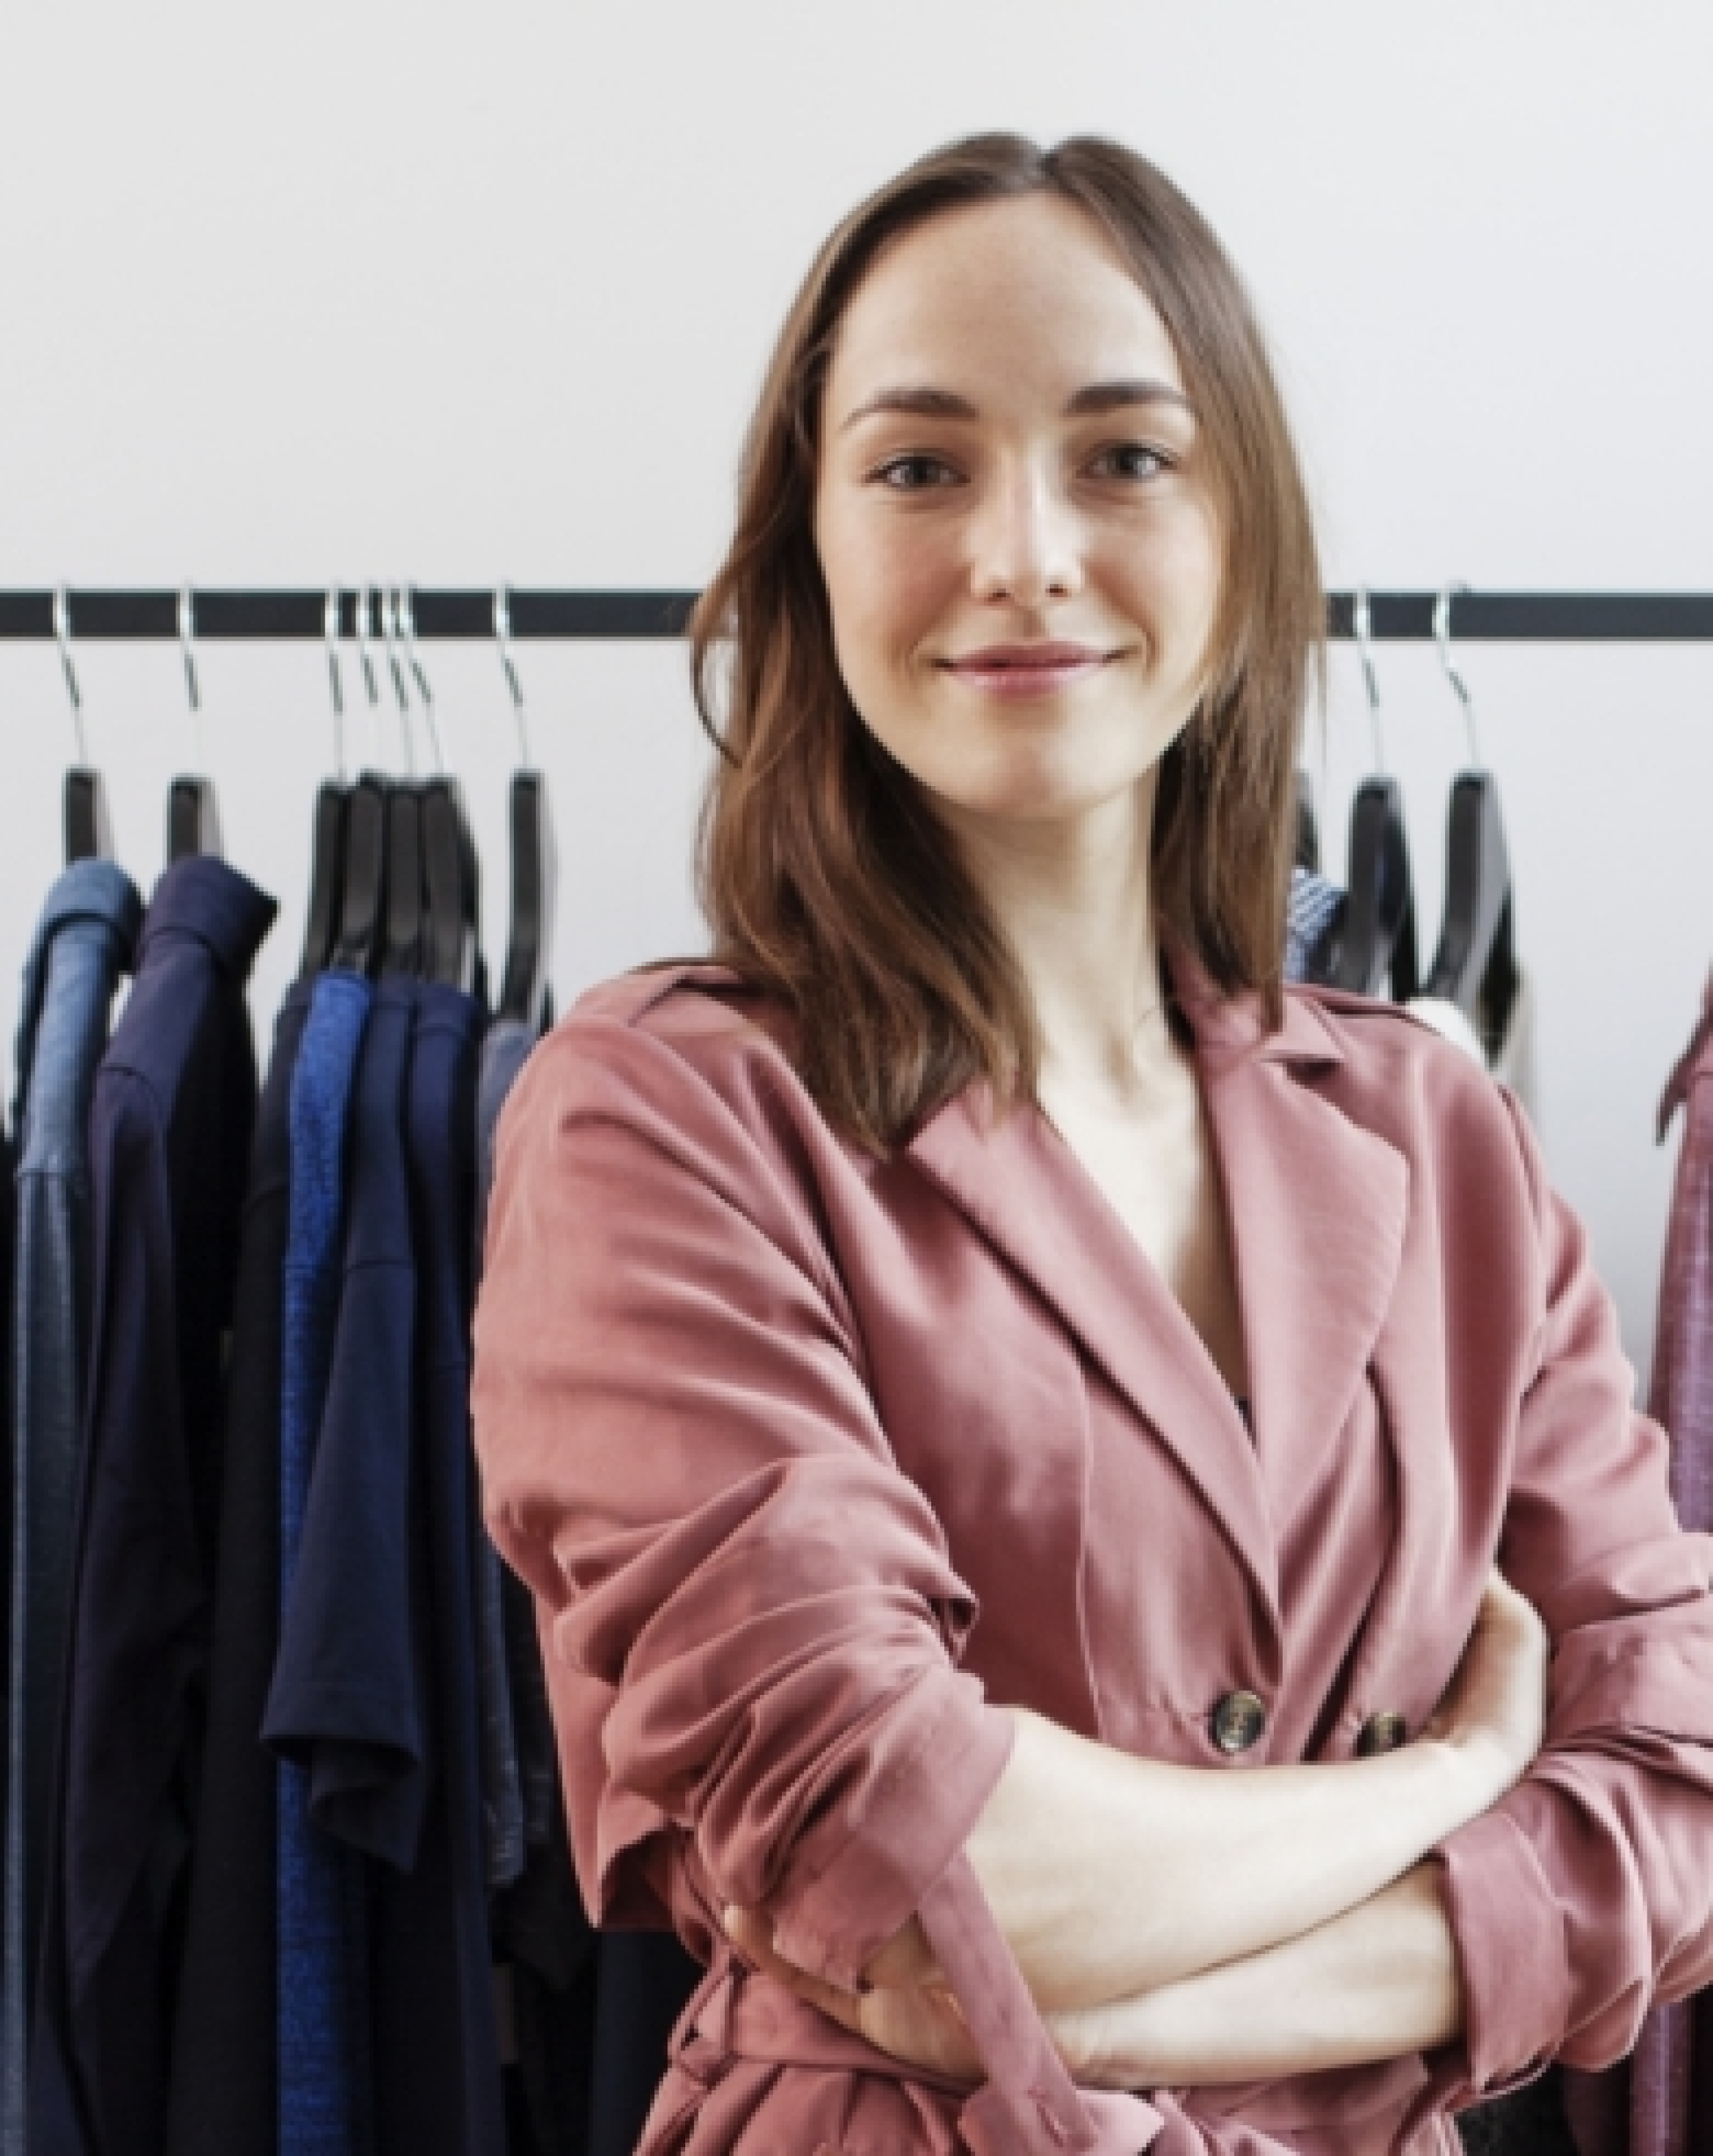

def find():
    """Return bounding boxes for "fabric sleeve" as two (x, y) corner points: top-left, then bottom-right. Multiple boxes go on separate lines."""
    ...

(469, 1013), (1015, 1994)
(1429, 1088), (1713, 2103)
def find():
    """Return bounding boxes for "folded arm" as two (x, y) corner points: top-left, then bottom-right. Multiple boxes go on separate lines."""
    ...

(960, 1700), (1512, 2009)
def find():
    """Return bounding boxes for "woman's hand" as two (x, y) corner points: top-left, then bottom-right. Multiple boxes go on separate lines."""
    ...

(722, 1907), (986, 2085)
(1422, 1566), (1551, 1804)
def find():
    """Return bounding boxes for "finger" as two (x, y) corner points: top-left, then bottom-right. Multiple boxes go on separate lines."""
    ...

(722, 1906), (863, 2024)
(863, 1917), (946, 1992)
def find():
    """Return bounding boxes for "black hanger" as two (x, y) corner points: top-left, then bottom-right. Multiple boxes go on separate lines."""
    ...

(1330, 776), (1419, 1000)
(53, 592), (114, 864)
(299, 780), (349, 978)
(1422, 591), (1519, 1052)
(381, 780), (426, 978)
(1423, 771), (1518, 1049)
(387, 586), (482, 995)
(499, 769), (557, 1029)
(299, 590), (355, 978)
(330, 770), (390, 976)
(493, 589), (557, 1031)
(1329, 591), (1417, 1001)
(167, 778), (223, 862)
(421, 773), (480, 991)
(167, 591), (223, 862)
(1294, 770), (1320, 873)
(64, 769), (114, 863)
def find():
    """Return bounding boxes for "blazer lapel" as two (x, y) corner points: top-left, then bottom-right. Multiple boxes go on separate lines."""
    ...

(906, 1075), (1282, 1639)
(1186, 977), (1410, 1539)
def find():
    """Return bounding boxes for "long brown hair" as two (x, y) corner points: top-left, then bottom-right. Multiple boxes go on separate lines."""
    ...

(686, 132), (1322, 1154)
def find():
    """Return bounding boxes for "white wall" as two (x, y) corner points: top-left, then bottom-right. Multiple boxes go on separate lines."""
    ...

(1, 0), (1711, 1372)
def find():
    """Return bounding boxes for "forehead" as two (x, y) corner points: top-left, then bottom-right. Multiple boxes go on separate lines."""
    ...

(826, 193), (1185, 409)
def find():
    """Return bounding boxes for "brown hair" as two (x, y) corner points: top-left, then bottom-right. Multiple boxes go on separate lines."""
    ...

(685, 132), (1322, 1154)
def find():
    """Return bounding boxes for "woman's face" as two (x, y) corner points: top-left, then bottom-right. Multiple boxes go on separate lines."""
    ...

(814, 193), (1222, 836)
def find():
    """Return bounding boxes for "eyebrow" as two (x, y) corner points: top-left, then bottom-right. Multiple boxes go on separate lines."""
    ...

(837, 377), (1194, 431)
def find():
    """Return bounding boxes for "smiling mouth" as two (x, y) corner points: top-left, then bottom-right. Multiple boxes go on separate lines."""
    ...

(939, 644), (1117, 697)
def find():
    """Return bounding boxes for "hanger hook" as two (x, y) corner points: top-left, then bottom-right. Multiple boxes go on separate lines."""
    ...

(380, 586), (416, 777)
(1432, 582), (1483, 767)
(53, 586), (91, 764)
(178, 585), (207, 772)
(1351, 586), (1385, 773)
(493, 584), (532, 766)
(397, 585), (444, 775)
(323, 584), (347, 782)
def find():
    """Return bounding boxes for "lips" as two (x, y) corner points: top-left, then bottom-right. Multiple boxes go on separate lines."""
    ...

(940, 642), (1116, 699)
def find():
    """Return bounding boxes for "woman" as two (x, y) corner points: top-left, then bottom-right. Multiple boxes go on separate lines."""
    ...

(471, 134), (1713, 2155)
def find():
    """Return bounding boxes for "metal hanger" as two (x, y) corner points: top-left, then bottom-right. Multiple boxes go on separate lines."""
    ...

(166, 586), (224, 860)
(378, 585), (426, 978)
(298, 585), (351, 976)
(1422, 584), (1518, 1047)
(54, 588), (114, 863)
(1330, 587), (1419, 1000)
(493, 584), (557, 1031)
(398, 584), (481, 995)
(330, 585), (391, 976)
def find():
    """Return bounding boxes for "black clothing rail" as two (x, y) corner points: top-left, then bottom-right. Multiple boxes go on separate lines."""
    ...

(1, 590), (1712, 642)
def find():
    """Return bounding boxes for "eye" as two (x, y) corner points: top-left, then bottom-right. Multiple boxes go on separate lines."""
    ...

(1091, 442), (1171, 482)
(872, 454), (961, 491)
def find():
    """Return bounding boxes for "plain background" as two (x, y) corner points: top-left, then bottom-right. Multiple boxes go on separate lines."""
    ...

(1, 0), (1710, 1372)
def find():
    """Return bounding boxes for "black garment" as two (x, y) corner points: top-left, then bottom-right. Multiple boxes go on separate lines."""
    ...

(371, 982), (504, 2156)
(31, 857), (276, 2156)
(164, 982), (312, 2156)
(586, 1937), (700, 2156)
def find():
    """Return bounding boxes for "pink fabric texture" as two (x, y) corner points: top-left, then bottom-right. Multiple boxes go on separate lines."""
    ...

(471, 956), (1713, 2156)
(1562, 978), (1713, 2156)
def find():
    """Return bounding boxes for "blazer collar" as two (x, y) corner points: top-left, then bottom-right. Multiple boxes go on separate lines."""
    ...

(904, 950), (1407, 1653)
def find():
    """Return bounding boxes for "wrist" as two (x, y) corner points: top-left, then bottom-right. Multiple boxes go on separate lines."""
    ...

(1422, 1729), (1519, 1822)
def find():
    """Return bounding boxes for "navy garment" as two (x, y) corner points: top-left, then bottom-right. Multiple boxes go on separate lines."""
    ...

(267, 978), (427, 1870)
(165, 982), (311, 2156)
(470, 1020), (533, 1894)
(474, 1019), (601, 2156)
(369, 983), (504, 2156)
(587, 1937), (702, 2156)
(269, 970), (373, 2156)
(29, 857), (275, 2156)
(3, 862), (141, 2156)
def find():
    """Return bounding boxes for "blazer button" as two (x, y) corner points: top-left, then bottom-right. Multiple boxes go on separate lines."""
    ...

(1210, 1689), (1267, 1755)
(1357, 1710), (1409, 1756)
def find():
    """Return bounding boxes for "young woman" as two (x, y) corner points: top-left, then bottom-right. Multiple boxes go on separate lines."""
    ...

(471, 134), (1713, 2155)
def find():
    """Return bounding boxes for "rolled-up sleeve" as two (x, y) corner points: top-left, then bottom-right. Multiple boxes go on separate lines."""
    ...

(1431, 1091), (1713, 2101)
(469, 1010), (1014, 1992)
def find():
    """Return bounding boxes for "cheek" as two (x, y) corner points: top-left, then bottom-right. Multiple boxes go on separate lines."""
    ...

(1108, 506), (1223, 669)
(817, 498), (950, 683)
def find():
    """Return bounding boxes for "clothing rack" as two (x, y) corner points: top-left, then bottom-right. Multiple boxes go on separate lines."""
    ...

(0, 590), (1711, 641)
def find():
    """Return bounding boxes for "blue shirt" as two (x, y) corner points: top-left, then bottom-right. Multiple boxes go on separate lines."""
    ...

(271, 970), (373, 2156)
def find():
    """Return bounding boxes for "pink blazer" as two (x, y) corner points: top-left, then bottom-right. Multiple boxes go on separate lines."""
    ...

(471, 957), (1713, 2156)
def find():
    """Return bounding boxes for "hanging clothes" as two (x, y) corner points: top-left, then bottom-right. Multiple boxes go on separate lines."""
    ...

(269, 969), (373, 2156)
(1409, 974), (1538, 1122)
(2, 860), (141, 2156)
(167, 981), (312, 2156)
(385, 981), (504, 2156)
(1562, 978), (1713, 2156)
(1284, 863), (1345, 984)
(28, 856), (275, 2156)
(476, 1017), (600, 2156)
(469, 1022), (531, 1903)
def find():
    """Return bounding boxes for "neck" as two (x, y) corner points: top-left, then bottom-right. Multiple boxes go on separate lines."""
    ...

(941, 771), (1171, 1100)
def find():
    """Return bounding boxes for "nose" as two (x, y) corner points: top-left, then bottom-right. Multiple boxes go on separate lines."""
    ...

(967, 464), (1085, 608)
